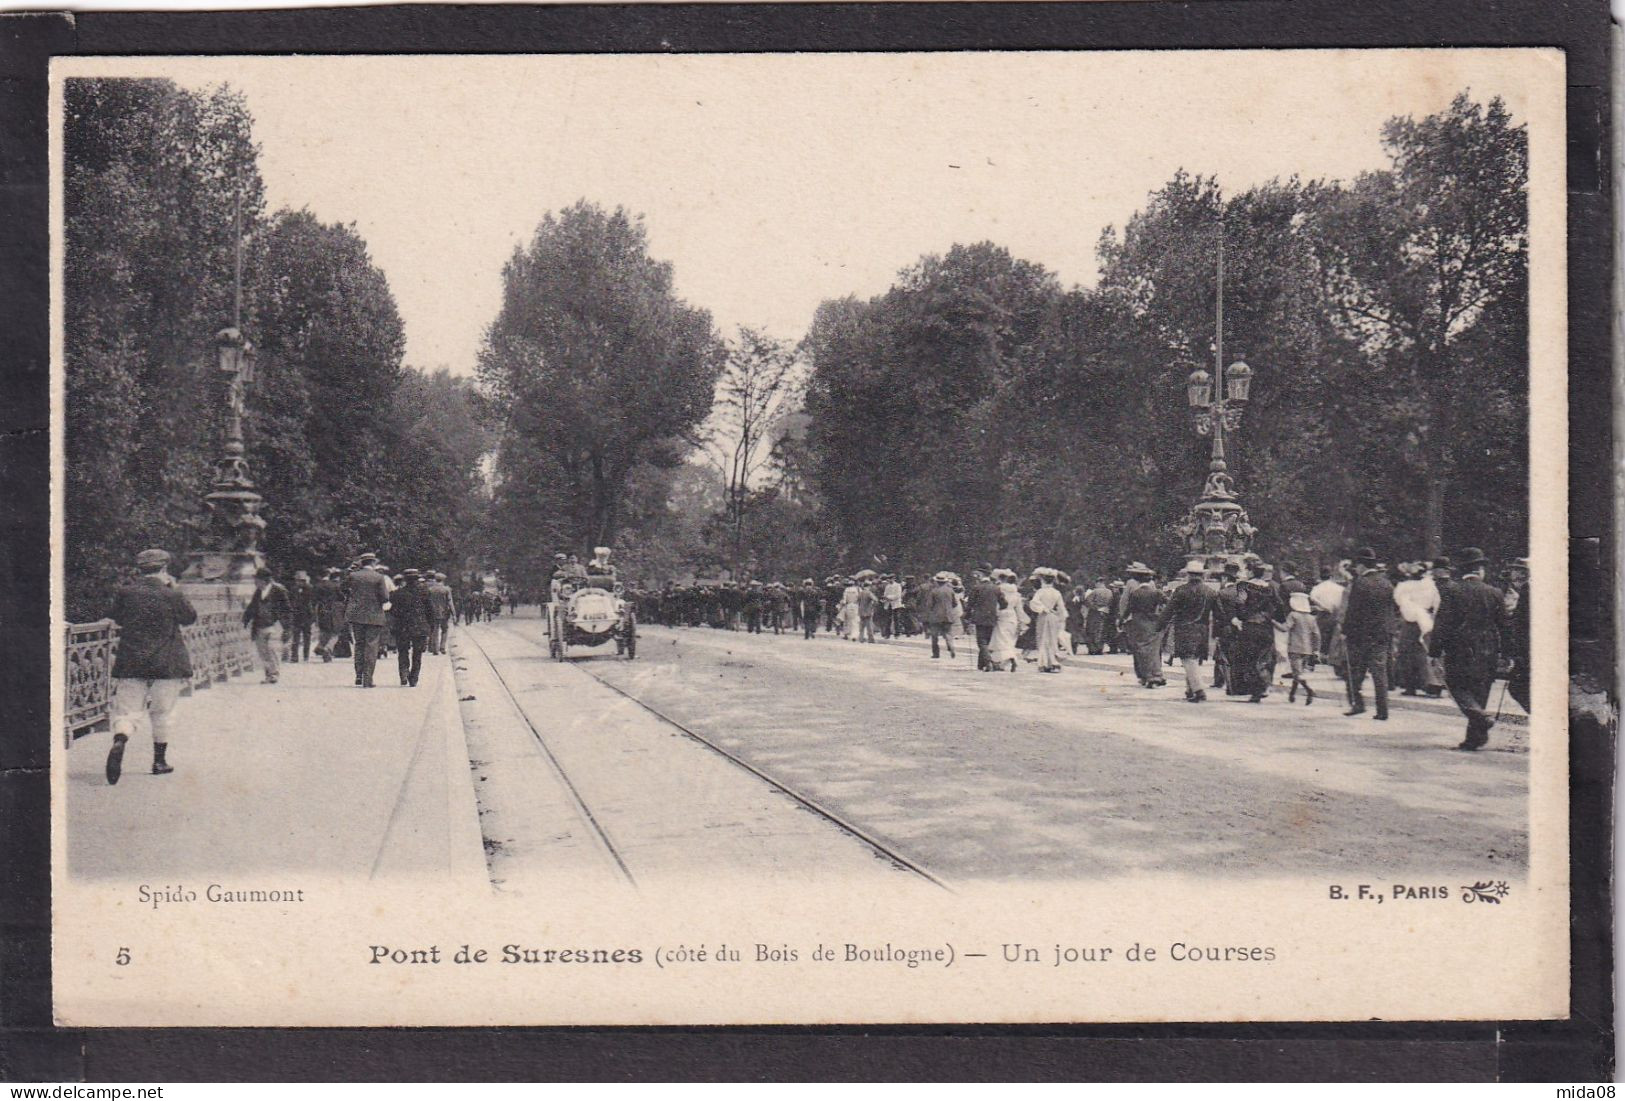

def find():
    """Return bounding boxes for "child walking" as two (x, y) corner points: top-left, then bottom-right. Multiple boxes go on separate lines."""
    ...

(1286, 591), (1322, 705)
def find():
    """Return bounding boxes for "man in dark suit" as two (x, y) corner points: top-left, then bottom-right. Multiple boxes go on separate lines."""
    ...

(1157, 561), (1214, 702)
(345, 552), (392, 688)
(285, 570), (315, 663)
(105, 548), (198, 784)
(1340, 547), (1394, 720)
(791, 579), (818, 639)
(242, 567), (291, 684)
(1213, 562), (1244, 692)
(313, 567), (347, 662)
(922, 572), (959, 659)
(1430, 548), (1508, 750)
(390, 569), (434, 687)
(966, 566), (1002, 672)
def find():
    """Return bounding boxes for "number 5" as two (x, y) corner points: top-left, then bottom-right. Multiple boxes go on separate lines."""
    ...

(115, 947), (130, 966)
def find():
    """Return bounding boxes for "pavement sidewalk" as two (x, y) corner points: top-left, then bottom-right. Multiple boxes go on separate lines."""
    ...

(66, 643), (487, 885)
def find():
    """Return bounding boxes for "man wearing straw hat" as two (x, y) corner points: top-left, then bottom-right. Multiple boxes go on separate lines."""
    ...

(1157, 560), (1215, 702)
(103, 548), (198, 784)
(921, 572), (959, 659)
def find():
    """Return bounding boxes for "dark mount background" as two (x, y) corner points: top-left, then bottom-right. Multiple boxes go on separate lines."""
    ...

(1, 0), (1612, 1082)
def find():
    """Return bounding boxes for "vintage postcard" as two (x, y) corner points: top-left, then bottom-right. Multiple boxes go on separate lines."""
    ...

(51, 47), (1568, 1026)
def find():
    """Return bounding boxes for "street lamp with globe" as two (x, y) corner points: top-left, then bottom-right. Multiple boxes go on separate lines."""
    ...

(1174, 226), (1259, 563)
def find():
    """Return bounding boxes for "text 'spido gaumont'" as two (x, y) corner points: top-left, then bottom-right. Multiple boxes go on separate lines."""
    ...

(137, 884), (306, 909)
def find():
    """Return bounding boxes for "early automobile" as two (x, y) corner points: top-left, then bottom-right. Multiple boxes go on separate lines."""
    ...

(548, 572), (637, 661)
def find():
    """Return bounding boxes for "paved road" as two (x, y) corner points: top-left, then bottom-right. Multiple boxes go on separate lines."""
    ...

(452, 622), (928, 893)
(484, 614), (1528, 882)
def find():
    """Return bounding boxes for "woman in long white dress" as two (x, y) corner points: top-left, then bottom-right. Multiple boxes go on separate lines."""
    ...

(840, 578), (863, 640)
(987, 569), (1029, 672)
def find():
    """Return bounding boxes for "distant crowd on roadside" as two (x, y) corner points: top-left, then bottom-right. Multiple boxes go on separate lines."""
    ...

(622, 546), (1530, 753)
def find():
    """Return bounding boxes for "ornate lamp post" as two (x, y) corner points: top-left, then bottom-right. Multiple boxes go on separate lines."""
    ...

(180, 189), (267, 612)
(1174, 227), (1259, 561)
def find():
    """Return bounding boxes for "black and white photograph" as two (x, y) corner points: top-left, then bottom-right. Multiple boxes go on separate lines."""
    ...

(49, 47), (1570, 1027)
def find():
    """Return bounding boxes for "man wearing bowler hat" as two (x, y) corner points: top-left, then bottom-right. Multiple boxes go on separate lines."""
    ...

(1340, 547), (1394, 720)
(104, 548), (197, 783)
(1429, 547), (1508, 750)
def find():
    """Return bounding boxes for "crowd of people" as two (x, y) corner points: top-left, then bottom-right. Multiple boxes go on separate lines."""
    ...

(95, 538), (1531, 787)
(97, 548), (495, 785)
(621, 546), (1531, 753)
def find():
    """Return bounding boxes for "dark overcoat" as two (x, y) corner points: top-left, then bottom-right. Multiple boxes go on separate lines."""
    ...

(1429, 576), (1505, 681)
(1156, 580), (1213, 659)
(109, 575), (197, 680)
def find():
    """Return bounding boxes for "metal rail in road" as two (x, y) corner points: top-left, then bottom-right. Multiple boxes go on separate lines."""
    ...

(458, 627), (638, 887)
(475, 620), (949, 892)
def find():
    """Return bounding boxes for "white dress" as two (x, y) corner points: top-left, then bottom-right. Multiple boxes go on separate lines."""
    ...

(988, 583), (1028, 665)
(1029, 585), (1066, 668)
(841, 585), (862, 639)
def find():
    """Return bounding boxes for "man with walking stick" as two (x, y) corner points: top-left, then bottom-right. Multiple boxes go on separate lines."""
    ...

(1429, 547), (1508, 751)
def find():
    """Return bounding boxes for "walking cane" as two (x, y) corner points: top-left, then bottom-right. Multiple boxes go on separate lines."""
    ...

(1491, 676), (1511, 723)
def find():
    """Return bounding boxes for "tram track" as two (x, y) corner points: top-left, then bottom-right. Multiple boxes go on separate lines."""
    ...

(470, 619), (949, 891)
(456, 626), (637, 887)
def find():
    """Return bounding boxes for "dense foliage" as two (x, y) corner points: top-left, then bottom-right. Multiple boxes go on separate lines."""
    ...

(68, 78), (1525, 605)
(797, 93), (1529, 580)
(476, 202), (725, 590)
(64, 78), (491, 620)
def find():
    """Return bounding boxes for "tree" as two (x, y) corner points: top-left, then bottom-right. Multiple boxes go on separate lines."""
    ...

(247, 209), (409, 569)
(63, 77), (264, 618)
(478, 201), (725, 551)
(1308, 93), (1528, 555)
(802, 243), (1061, 571)
(699, 327), (803, 574)
(1089, 173), (1370, 571)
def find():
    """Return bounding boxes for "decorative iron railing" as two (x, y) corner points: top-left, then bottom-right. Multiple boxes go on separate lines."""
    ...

(65, 619), (119, 738)
(65, 613), (257, 743)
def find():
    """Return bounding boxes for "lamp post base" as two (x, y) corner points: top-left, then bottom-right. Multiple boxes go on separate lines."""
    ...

(179, 551), (264, 616)
(1175, 471), (1258, 562)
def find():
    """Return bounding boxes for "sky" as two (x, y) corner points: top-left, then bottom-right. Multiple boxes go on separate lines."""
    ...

(69, 50), (1553, 375)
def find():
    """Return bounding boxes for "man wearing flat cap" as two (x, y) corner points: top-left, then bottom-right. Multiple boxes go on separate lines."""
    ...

(104, 548), (197, 784)
(1429, 548), (1508, 750)
(426, 571), (456, 655)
